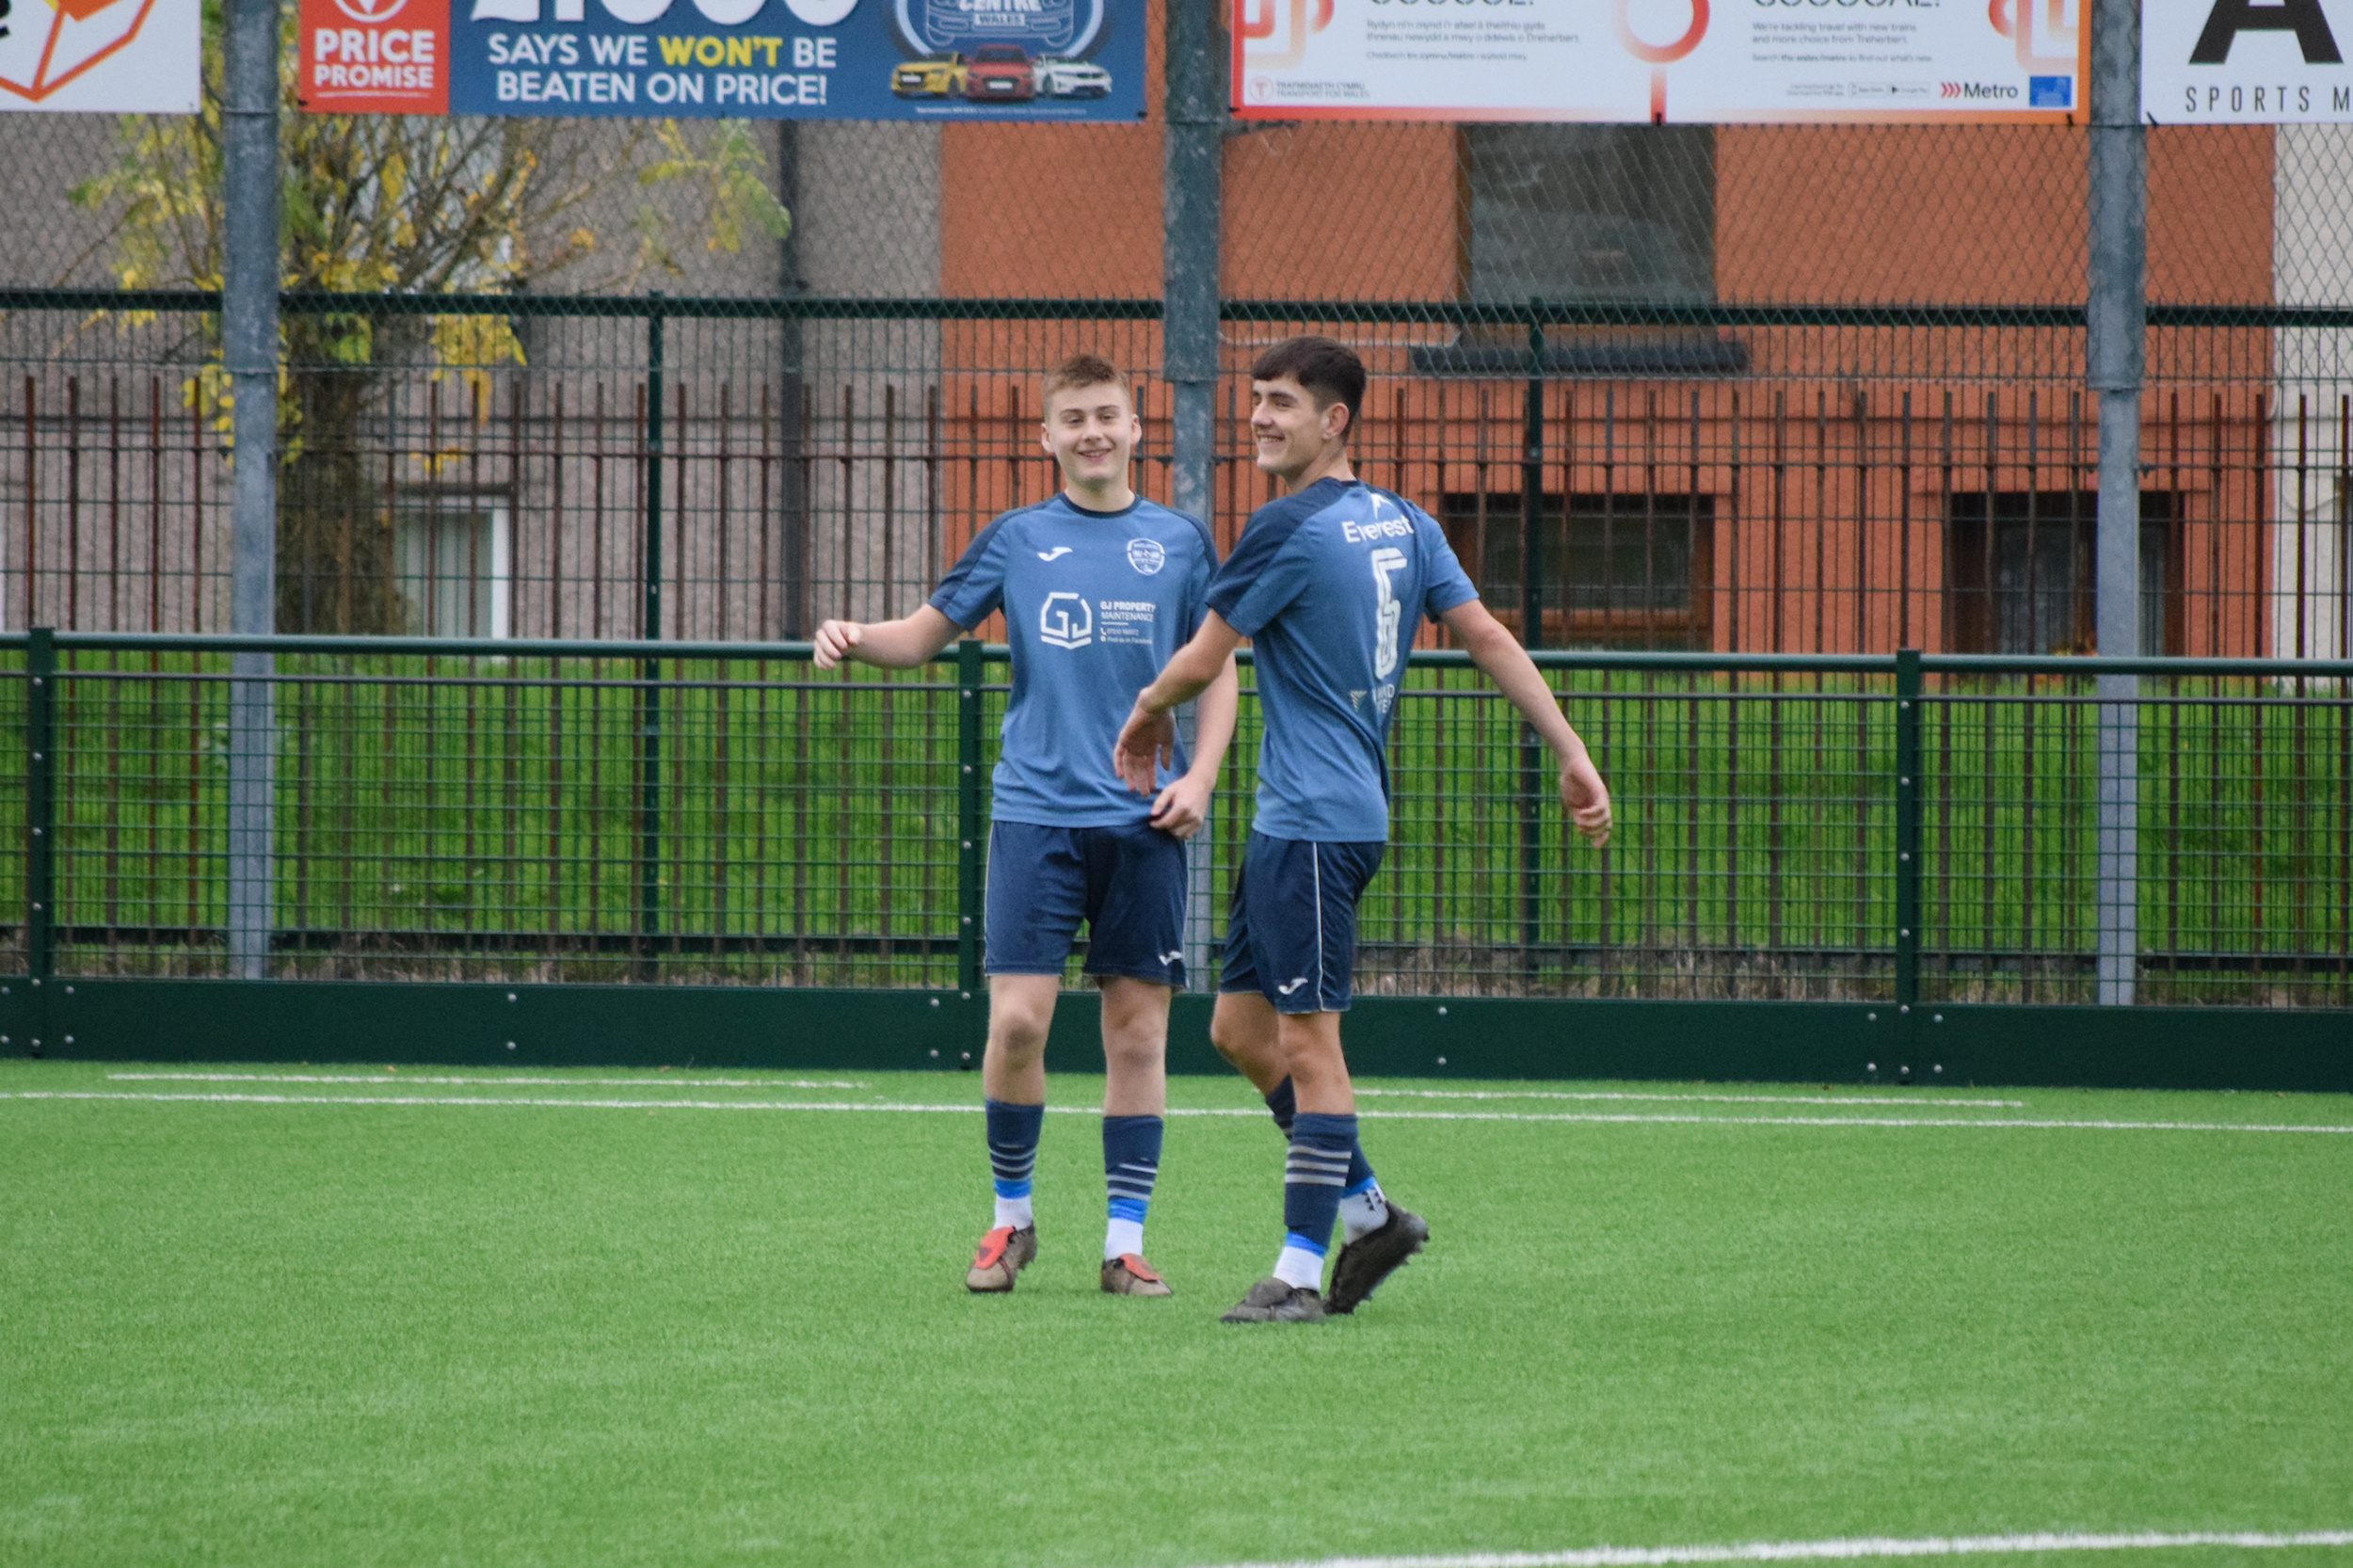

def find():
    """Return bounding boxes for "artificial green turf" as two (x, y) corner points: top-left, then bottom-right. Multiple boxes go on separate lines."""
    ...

(3, 1057), (2350, 1567)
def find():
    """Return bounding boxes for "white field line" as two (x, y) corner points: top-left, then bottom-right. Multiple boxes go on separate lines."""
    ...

(6, 1092), (2353, 1135)
(1175, 1529), (2353, 1568)
(1355, 1089), (2026, 1109)
(105, 1074), (2022, 1110)
(105, 1072), (867, 1089)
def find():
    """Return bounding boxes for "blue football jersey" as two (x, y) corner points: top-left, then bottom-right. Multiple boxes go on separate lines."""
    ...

(1206, 477), (1478, 842)
(931, 494), (1217, 827)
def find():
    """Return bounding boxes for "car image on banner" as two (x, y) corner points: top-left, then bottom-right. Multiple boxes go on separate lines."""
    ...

(1035, 56), (1110, 98)
(964, 41), (1033, 101)
(299, 0), (1140, 120)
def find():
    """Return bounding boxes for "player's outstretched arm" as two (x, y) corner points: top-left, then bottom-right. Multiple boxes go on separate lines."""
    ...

(1115, 613), (1244, 796)
(811, 606), (963, 671)
(1438, 599), (1613, 846)
(1145, 651), (1240, 840)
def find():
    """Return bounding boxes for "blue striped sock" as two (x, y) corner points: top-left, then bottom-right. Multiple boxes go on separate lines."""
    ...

(1264, 1077), (1376, 1190)
(984, 1098), (1043, 1229)
(1101, 1113), (1162, 1259)
(1278, 1111), (1357, 1287)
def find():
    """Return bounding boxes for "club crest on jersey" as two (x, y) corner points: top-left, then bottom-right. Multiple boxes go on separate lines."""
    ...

(1039, 591), (1094, 649)
(1126, 538), (1166, 575)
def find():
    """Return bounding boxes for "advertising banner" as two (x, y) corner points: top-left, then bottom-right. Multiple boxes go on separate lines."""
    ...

(298, 0), (1143, 120)
(1232, 0), (2089, 124)
(2146, 0), (2352, 122)
(0, 0), (199, 111)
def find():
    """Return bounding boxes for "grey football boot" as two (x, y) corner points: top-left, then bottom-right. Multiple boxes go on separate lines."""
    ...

(1219, 1277), (1326, 1323)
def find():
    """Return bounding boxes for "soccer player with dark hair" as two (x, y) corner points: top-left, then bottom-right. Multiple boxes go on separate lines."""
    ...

(1115, 335), (1613, 1322)
(816, 354), (1239, 1298)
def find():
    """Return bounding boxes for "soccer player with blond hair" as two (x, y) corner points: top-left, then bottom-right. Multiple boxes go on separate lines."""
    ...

(816, 354), (1238, 1298)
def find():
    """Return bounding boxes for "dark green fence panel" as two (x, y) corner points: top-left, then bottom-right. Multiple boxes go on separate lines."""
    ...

(3, 632), (2348, 1086)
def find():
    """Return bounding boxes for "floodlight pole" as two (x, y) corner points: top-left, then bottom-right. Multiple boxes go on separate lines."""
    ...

(2089, 0), (2145, 1007)
(223, 0), (280, 981)
(1165, 0), (1223, 990)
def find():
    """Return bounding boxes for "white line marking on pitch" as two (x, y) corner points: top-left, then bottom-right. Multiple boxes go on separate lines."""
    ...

(1355, 1089), (2027, 1109)
(103, 1075), (2023, 1110)
(106, 1072), (868, 1090)
(7, 1093), (2352, 1134)
(1174, 1528), (2353, 1568)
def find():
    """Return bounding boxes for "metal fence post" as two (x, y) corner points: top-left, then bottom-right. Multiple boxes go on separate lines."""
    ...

(2089, 0), (2145, 1007)
(1518, 312), (1546, 976)
(1162, 0), (1221, 535)
(955, 637), (984, 1009)
(222, 0), (280, 981)
(1894, 648), (1922, 1041)
(637, 301), (666, 968)
(644, 296), (666, 643)
(1166, 0), (1223, 991)
(25, 628), (56, 1041)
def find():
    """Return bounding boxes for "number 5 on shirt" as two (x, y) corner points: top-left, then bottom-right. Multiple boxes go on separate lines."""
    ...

(1370, 546), (1407, 679)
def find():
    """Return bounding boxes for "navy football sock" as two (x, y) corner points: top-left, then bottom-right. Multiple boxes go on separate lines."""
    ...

(1262, 1076), (1296, 1135)
(1275, 1111), (1357, 1289)
(1265, 1075), (1376, 1190)
(984, 1097), (1044, 1230)
(1101, 1113), (1162, 1260)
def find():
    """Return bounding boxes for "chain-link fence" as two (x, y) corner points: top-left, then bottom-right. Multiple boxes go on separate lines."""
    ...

(8, 113), (2349, 304)
(3, 296), (2347, 660)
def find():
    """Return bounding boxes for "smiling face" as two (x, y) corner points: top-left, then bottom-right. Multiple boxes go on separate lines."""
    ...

(1040, 379), (1141, 493)
(1248, 374), (1351, 485)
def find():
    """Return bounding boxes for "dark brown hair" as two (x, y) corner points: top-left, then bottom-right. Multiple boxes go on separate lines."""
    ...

(1248, 336), (1366, 440)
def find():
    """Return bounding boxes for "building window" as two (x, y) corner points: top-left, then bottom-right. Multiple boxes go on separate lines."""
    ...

(393, 499), (511, 638)
(1462, 126), (1716, 306)
(1442, 492), (1714, 649)
(1945, 490), (2179, 655)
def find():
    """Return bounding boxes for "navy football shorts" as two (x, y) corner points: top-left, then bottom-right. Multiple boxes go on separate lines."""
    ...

(1219, 830), (1385, 1015)
(983, 820), (1189, 987)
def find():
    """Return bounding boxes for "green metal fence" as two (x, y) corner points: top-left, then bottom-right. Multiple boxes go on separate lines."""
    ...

(4, 633), (2347, 1013)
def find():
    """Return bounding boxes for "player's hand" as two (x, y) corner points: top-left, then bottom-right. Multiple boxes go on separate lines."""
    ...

(1148, 774), (1210, 840)
(1560, 751), (1613, 847)
(1113, 702), (1177, 795)
(812, 618), (861, 671)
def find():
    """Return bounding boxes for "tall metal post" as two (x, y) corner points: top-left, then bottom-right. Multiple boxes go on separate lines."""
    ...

(956, 637), (984, 1008)
(222, 0), (280, 980)
(2089, 0), (2145, 1006)
(1518, 314), (1545, 974)
(775, 127), (809, 638)
(638, 301), (666, 969)
(1893, 648), (1922, 1038)
(1164, 0), (1222, 989)
(25, 629), (56, 1039)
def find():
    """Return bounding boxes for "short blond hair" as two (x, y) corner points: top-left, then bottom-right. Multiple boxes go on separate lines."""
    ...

(1043, 353), (1130, 410)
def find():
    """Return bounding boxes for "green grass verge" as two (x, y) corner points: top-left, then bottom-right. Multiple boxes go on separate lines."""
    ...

(3, 1057), (2350, 1567)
